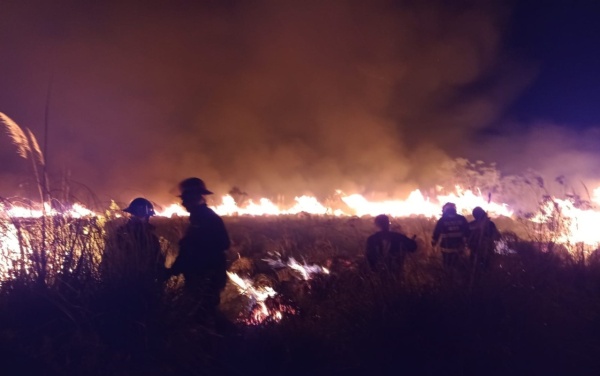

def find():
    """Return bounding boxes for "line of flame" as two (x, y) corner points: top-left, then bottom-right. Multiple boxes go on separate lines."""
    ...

(3, 186), (600, 259)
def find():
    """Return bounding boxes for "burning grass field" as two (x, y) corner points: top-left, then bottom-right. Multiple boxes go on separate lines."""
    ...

(1, 210), (600, 375)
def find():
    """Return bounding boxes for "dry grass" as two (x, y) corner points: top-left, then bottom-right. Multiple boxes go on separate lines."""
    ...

(0, 212), (599, 375)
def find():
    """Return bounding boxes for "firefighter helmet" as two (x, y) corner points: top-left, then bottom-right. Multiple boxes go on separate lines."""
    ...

(374, 214), (390, 229)
(123, 197), (155, 217)
(472, 206), (486, 220)
(442, 202), (457, 215)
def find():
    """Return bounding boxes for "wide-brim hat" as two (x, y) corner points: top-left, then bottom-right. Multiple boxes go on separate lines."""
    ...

(178, 177), (213, 196)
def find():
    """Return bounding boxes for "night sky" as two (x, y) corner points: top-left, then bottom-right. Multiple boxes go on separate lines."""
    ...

(508, 0), (600, 126)
(2, 0), (600, 206)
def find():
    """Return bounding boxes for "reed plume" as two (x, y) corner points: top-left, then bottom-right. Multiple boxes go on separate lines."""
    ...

(26, 128), (45, 165)
(1, 111), (48, 285)
(0, 112), (31, 159)
(0, 111), (47, 205)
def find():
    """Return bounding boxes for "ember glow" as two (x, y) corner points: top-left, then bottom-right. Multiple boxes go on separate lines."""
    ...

(263, 255), (330, 281)
(227, 271), (297, 325)
(226, 253), (331, 325)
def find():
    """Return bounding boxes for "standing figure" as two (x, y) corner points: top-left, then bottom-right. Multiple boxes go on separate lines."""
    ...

(169, 177), (230, 320)
(101, 197), (165, 292)
(99, 197), (166, 356)
(468, 206), (501, 271)
(431, 202), (469, 269)
(366, 214), (417, 274)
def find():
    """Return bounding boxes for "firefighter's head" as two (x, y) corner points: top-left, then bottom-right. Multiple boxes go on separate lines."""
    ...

(178, 177), (213, 211)
(374, 214), (390, 231)
(123, 197), (155, 219)
(472, 206), (487, 220)
(442, 202), (457, 215)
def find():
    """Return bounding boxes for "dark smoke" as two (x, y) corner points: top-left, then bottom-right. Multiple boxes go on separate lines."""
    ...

(1, 1), (594, 207)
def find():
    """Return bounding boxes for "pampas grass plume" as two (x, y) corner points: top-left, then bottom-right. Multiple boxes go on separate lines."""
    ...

(0, 112), (31, 159)
(26, 128), (45, 165)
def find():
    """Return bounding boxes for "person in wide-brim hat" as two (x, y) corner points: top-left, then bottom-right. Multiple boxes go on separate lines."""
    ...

(178, 177), (213, 196)
(168, 177), (231, 325)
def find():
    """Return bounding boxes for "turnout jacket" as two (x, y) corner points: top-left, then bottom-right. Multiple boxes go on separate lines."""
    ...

(101, 219), (165, 289)
(468, 217), (500, 254)
(170, 204), (230, 288)
(366, 231), (417, 270)
(432, 213), (469, 251)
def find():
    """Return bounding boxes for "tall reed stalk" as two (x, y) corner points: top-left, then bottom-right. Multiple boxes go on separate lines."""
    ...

(1, 112), (50, 285)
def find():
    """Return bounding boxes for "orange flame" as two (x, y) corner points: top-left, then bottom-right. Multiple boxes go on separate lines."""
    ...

(1, 184), (600, 283)
(226, 271), (296, 325)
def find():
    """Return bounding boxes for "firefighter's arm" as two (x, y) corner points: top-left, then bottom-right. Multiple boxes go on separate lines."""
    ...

(491, 222), (501, 241)
(402, 234), (418, 252)
(365, 237), (377, 269)
(168, 242), (187, 277)
(213, 216), (231, 250)
(431, 221), (442, 246)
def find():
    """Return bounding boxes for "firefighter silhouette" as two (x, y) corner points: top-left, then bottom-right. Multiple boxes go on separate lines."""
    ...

(431, 202), (469, 269)
(366, 214), (417, 273)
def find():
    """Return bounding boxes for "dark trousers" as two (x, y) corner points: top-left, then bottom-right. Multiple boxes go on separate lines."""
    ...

(184, 271), (227, 320)
(470, 248), (493, 271)
(442, 251), (460, 268)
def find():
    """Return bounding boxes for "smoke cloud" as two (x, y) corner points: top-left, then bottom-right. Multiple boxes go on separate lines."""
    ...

(1, 0), (593, 207)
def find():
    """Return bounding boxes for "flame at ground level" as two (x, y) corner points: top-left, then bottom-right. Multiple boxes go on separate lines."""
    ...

(155, 188), (513, 218)
(226, 271), (298, 325)
(2, 186), (600, 254)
